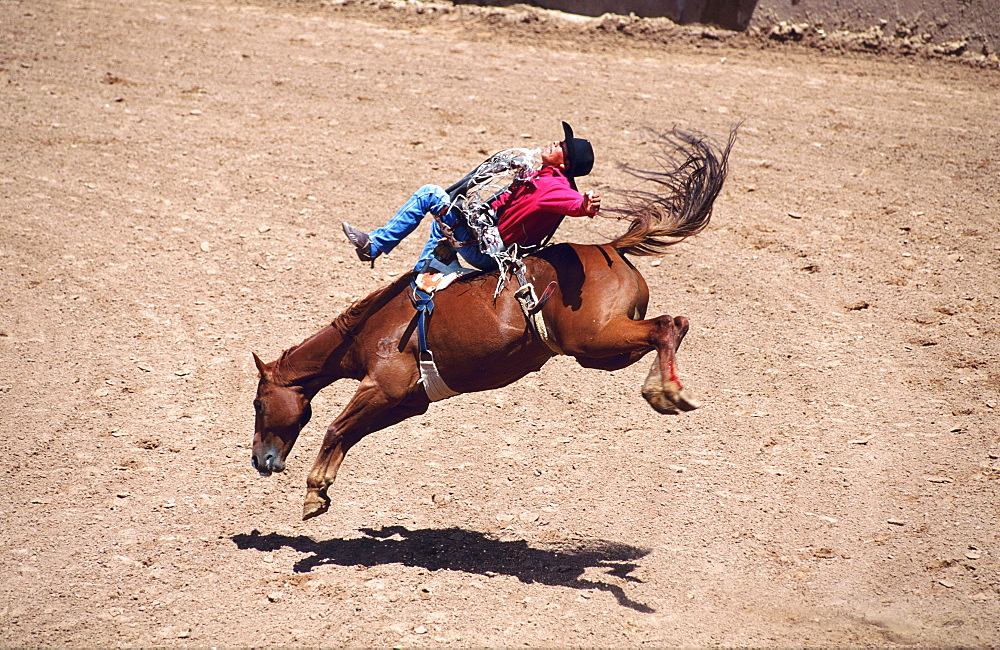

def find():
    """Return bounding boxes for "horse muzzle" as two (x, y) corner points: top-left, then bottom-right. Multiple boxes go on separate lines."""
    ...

(251, 448), (286, 476)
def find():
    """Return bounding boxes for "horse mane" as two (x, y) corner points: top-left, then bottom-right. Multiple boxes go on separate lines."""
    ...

(265, 272), (414, 385)
(607, 127), (737, 257)
(330, 271), (416, 338)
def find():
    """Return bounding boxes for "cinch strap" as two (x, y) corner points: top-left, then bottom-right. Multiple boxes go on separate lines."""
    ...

(412, 283), (460, 402)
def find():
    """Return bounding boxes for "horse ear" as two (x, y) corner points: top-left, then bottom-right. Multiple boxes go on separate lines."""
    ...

(252, 352), (269, 379)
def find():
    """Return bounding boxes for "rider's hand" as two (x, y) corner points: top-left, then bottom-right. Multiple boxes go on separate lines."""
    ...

(583, 191), (601, 216)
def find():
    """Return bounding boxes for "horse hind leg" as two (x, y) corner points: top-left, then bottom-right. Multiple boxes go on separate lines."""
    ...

(641, 315), (700, 414)
(557, 311), (699, 414)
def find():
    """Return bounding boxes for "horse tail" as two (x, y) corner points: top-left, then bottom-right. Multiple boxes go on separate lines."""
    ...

(608, 126), (736, 257)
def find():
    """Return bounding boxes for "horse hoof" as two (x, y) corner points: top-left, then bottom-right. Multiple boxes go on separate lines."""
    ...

(674, 389), (701, 412)
(302, 495), (330, 521)
(642, 386), (700, 414)
(642, 388), (680, 415)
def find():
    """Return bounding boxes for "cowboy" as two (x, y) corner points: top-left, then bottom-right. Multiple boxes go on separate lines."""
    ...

(342, 121), (600, 272)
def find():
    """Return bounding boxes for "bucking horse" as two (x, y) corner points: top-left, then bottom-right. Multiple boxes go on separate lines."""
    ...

(252, 128), (735, 520)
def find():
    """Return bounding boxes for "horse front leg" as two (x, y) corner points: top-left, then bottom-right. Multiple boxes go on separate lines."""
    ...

(303, 378), (428, 520)
(640, 315), (699, 414)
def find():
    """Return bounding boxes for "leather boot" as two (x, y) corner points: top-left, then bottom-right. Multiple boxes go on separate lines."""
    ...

(342, 222), (376, 263)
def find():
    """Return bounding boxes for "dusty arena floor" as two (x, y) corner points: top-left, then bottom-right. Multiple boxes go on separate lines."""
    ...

(2, 0), (999, 645)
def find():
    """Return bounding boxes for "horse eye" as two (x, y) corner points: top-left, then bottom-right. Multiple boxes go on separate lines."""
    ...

(253, 400), (262, 412)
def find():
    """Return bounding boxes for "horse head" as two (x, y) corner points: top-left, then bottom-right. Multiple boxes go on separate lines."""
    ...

(251, 352), (313, 476)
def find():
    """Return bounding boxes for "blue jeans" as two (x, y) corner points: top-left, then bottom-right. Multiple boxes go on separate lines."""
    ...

(368, 184), (496, 271)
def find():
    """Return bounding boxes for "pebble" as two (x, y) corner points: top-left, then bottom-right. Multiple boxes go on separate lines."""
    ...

(267, 592), (284, 602)
(887, 519), (906, 526)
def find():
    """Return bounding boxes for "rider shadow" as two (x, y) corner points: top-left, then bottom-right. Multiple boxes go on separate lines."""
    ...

(232, 525), (655, 613)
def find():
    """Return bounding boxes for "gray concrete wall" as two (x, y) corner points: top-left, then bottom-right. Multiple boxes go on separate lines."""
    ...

(456, 0), (999, 53)
(454, 0), (758, 31)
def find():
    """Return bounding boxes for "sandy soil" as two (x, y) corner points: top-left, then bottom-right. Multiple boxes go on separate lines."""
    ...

(2, 0), (999, 646)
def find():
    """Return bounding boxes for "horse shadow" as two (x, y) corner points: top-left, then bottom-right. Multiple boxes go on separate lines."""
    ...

(231, 525), (655, 613)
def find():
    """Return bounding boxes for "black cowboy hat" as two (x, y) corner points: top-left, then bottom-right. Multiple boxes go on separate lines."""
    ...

(561, 121), (594, 190)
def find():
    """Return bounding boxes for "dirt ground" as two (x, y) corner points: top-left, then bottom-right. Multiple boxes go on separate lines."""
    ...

(2, 0), (999, 646)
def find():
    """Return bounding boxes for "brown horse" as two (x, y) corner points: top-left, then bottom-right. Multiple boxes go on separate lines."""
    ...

(252, 129), (734, 520)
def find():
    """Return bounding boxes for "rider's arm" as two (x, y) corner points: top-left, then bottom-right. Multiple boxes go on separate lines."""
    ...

(531, 177), (599, 217)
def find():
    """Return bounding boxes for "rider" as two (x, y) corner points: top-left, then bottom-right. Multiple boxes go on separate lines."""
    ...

(342, 122), (600, 272)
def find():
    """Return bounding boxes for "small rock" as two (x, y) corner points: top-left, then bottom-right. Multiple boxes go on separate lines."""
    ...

(257, 225), (271, 233)
(200, 242), (211, 252)
(414, 625), (427, 634)
(887, 519), (906, 526)
(937, 579), (955, 588)
(965, 548), (981, 560)
(267, 592), (284, 602)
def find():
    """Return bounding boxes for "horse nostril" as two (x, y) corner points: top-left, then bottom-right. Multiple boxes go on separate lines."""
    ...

(251, 455), (260, 470)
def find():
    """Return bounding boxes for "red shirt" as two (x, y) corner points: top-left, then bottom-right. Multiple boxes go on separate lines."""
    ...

(492, 166), (588, 249)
